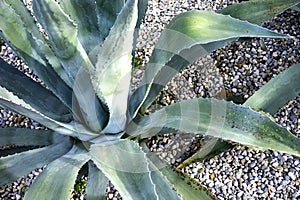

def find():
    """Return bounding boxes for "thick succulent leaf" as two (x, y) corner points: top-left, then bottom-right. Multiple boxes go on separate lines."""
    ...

(0, 87), (99, 140)
(127, 98), (300, 157)
(32, 0), (92, 86)
(0, 59), (71, 122)
(0, 147), (39, 158)
(141, 142), (216, 200)
(92, 0), (138, 134)
(194, 63), (299, 166)
(0, 127), (66, 146)
(244, 63), (300, 115)
(219, 0), (300, 25)
(292, 3), (300, 11)
(129, 39), (235, 118)
(34, 0), (109, 133)
(72, 67), (109, 133)
(95, 0), (125, 46)
(177, 138), (233, 170)
(129, 10), (290, 118)
(24, 142), (90, 200)
(86, 161), (108, 200)
(0, 87), (73, 135)
(132, 0), (149, 64)
(57, 0), (101, 54)
(57, 0), (124, 54)
(158, 166), (215, 200)
(136, 0), (148, 29)
(90, 139), (180, 200)
(0, 137), (72, 187)
(0, 86), (69, 131)
(4, 0), (72, 87)
(0, 0), (73, 107)
(51, 0), (125, 133)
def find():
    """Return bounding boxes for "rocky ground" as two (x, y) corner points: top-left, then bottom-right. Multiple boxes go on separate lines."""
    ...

(0, 0), (299, 199)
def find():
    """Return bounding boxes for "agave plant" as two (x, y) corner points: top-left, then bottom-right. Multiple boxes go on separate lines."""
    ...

(0, 0), (299, 199)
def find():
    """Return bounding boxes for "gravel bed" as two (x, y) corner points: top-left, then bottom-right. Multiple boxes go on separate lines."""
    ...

(0, 0), (299, 199)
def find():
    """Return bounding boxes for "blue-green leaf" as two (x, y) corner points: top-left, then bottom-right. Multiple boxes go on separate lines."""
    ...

(132, 0), (149, 65)
(86, 161), (108, 200)
(0, 137), (72, 187)
(291, 3), (300, 11)
(33, 0), (109, 132)
(127, 98), (300, 157)
(57, 0), (101, 54)
(4, 0), (73, 87)
(244, 63), (300, 115)
(0, 58), (71, 122)
(24, 142), (90, 200)
(177, 138), (233, 169)
(0, 127), (66, 146)
(129, 10), (290, 118)
(95, 0), (125, 45)
(72, 67), (108, 133)
(90, 140), (180, 200)
(32, 0), (91, 86)
(0, 87), (99, 140)
(141, 142), (216, 200)
(91, 0), (139, 134)
(219, 0), (300, 25)
(136, 0), (148, 29)
(0, 0), (73, 108)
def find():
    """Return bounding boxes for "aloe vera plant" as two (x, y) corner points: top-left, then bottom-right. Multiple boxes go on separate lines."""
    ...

(0, 0), (299, 199)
